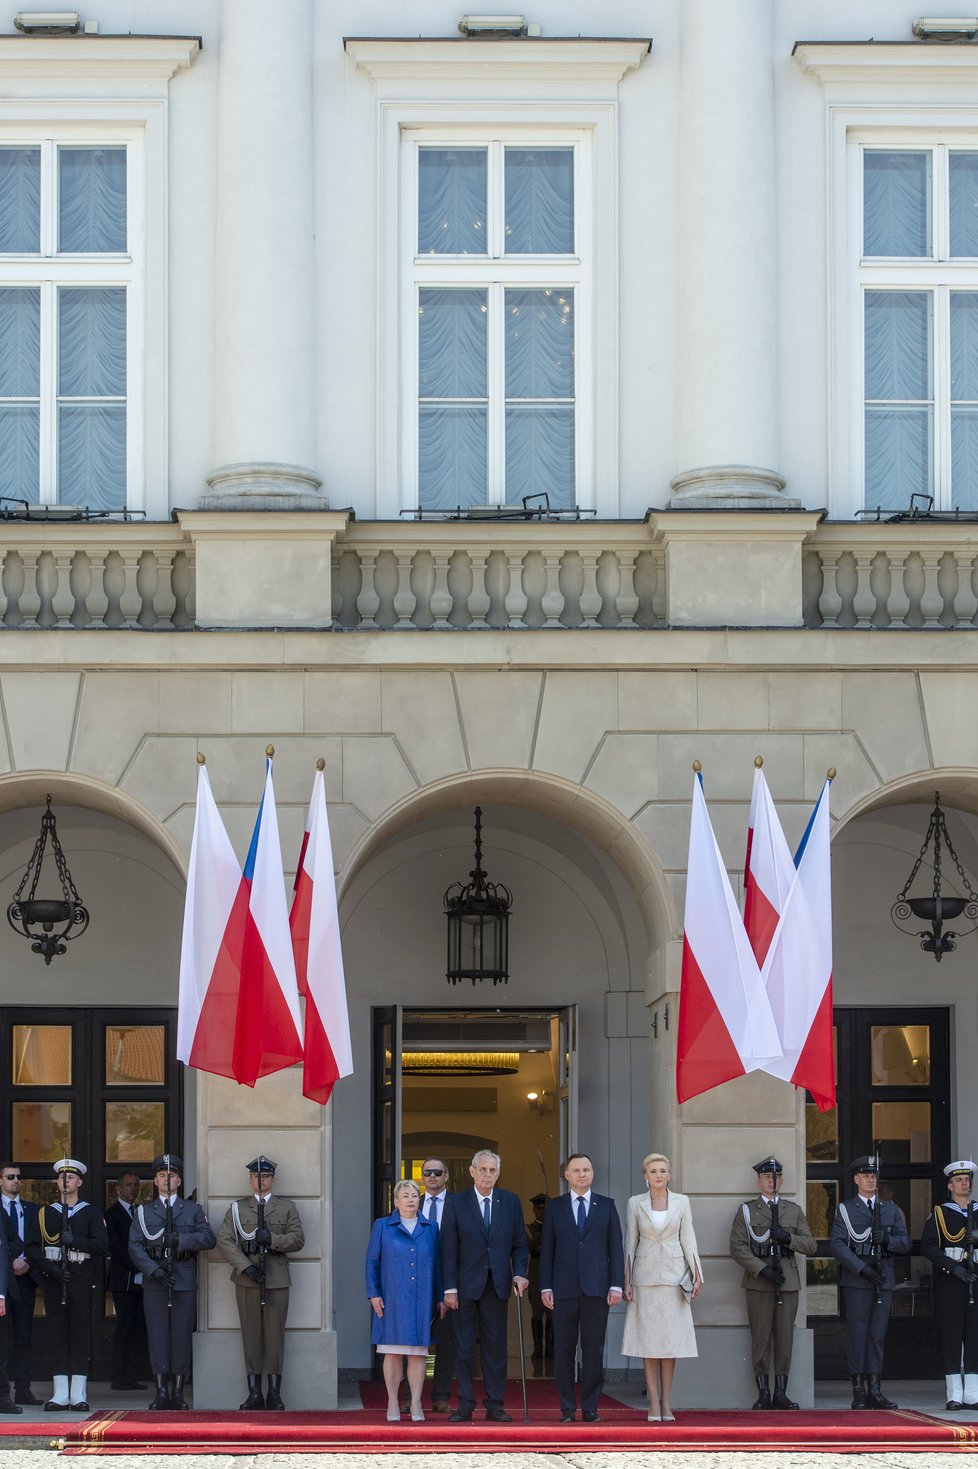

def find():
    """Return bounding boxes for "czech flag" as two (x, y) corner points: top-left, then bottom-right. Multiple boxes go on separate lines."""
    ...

(676, 772), (782, 1104)
(744, 762), (795, 966)
(290, 765), (353, 1105)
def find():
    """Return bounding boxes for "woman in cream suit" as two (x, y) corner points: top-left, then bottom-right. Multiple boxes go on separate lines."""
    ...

(622, 1153), (703, 1421)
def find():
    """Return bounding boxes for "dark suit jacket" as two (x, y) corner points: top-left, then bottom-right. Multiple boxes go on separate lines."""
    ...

(441, 1187), (528, 1301)
(829, 1194), (911, 1290)
(0, 1216), (11, 1301)
(106, 1201), (141, 1293)
(538, 1190), (624, 1299)
(2, 1199), (39, 1294)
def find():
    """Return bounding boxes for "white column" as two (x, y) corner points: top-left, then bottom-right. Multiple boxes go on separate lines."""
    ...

(671, 0), (795, 507)
(204, 0), (323, 508)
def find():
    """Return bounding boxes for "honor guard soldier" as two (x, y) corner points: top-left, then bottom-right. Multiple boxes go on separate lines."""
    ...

(729, 1155), (817, 1410)
(920, 1159), (978, 1409)
(216, 1155), (305, 1411)
(829, 1152), (911, 1410)
(24, 1158), (108, 1412)
(128, 1153), (216, 1411)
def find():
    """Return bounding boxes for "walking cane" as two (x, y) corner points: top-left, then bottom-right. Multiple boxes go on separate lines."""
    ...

(514, 1282), (529, 1424)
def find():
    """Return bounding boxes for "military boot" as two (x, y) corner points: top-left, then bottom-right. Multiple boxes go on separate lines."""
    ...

(850, 1374), (866, 1409)
(170, 1375), (189, 1410)
(240, 1374), (264, 1411)
(865, 1375), (897, 1409)
(265, 1376), (285, 1410)
(148, 1375), (170, 1411)
(772, 1375), (798, 1409)
(752, 1374), (771, 1409)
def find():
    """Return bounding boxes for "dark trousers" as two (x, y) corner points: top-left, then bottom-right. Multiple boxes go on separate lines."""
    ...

(41, 1268), (95, 1376)
(8, 1279), (36, 1388)
(234, 1284), (289, 1374)
(552, 1294), (609, 1416)
(842, 1287), (892, 1375)
(430, 1307), (455, 1401)
(934, 1273), (978, 1374)
(144, 1289), (195, 1376)
(451, 1286), (508, 1411)
(110, 1289), (147, 1382)
(746, 1287), (799, 1375)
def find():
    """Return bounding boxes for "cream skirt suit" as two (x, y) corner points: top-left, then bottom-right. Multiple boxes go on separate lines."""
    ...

(621, 1189), (703, 1359)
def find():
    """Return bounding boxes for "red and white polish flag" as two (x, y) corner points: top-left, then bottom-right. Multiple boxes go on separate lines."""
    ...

(744, 763), (796, 967)
(676, 774), (783, 1104)
(759, 779), (836, 1112)
(290, 766), (353, 1105)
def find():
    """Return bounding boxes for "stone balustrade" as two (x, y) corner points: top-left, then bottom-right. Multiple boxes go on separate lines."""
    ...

(3, 512), (978, 632)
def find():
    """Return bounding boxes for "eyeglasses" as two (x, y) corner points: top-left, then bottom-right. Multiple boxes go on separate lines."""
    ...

(2, 1174), (20, 1181)
(421, 1168), (445, 1177)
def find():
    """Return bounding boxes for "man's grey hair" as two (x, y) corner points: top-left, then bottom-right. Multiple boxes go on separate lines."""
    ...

(471, 1149), (502, 1169)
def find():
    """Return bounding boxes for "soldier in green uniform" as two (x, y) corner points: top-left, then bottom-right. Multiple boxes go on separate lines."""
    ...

(729, 1155), (817, 1410)
(216, 1155), (305, 1411)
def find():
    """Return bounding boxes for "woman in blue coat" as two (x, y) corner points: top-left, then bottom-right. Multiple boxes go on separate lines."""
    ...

(366, 1178), (443, 1421)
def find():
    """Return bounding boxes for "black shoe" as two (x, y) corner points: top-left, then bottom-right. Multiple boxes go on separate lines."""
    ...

(948, 1399), (964, 1410)
(753, 1374), (771, 1410)
(582, 1411), (602, 1423)
(485, 1408), (512, 1422)
(69, 1401), (90, 1412)
(15, 1387), (40, 1405)
(265, 1375), (285, 1411)
(149, 1375), (170, 1411)
(560, 1411), (576, 1423)
(170, 1376), (189, 1411)
(850, 1374), (867, 1410)
(448, 1408), (473, 1422)
(0, 1399), (22, 1415)
(45, 1399), (69, 1413)
(865, 1376), (897, 1410)
(240, 1373), (265, 1411)
(772, 1375), (799, 1410)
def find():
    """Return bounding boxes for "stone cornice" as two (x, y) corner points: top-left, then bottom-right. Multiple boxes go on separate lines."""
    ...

(344, 36), (650, 86)
(793, 40), (978, 86)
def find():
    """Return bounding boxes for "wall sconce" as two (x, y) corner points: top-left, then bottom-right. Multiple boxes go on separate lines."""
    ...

(14, 11), (81, 32)
(527, 1090), (553, 1114)
(911, 17), (978, 39)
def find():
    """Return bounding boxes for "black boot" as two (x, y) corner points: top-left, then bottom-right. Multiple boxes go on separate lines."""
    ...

(170, 1375), (189, 1411)
(265, 1375), (285, 1410)
(531, 1319), (544, 1360)
(772, 1374), (798, 1409)
(865, 1375), (897, 1410)
(752, 1374), (772, 1409)
(148, 1375), (170, 1411)
(240, 1374), (265, 1411)
(850, 1374), (867, 1409)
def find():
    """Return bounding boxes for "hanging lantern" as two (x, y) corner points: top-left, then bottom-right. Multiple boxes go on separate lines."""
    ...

(7, 795), (89, 964)
(444, 807), (512, 985)
(891, 791), (978, 962)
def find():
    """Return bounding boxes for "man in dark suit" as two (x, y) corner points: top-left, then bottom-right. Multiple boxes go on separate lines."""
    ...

(441, 1148), (529, 1423)
(0, 1197), (19, 1414)
(1, 1161), (38, 1405)
(419, 1156), (454, 1412)
(829, 1152), (911, 1409)
(539, 1153), (624, 1424)
(105, 1172), (147, 1391)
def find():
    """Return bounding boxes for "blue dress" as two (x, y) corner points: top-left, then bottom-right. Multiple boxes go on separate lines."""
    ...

(365, 1212), (442, 1349)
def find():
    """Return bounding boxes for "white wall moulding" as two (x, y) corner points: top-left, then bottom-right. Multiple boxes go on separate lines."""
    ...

(793, 41), (978, 87)
(668, 465), (797, 510)
(343, 37), (651, 90)
(200, 463), (327, 512)
(803, 522), (978, 630)
(0, 34), (201, 93)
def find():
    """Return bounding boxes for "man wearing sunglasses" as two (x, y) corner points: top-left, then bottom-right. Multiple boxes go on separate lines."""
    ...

(420, 1159), (454, 1413)
(0, 1164), (39, 1405)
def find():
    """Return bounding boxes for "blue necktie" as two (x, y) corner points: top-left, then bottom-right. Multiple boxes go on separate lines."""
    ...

(577, 1196), (586, 1235)
(427, 1195), (437, 1226)
(483, 1196), (491, 1234)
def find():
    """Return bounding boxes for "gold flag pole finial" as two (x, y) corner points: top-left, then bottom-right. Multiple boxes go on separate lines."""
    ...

(266, 745), (275, 760)
(827, 767), (837, 780)
(316, 757), (326, 772)
(692, 760), (702, 774)
(755, 755), (763, 768)
(196, 752), (205, 766)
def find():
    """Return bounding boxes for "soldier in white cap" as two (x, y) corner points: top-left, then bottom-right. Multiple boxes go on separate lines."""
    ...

(216, 1155), (304, 1411)
(920, 1159), (978, 1409)
(24, 1159), (108, 1412)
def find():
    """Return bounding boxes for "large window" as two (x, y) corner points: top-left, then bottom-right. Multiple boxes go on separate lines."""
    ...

(406, 134), (588, 512)
(858, 144), (978, 513)
(0, 137), (137, 510)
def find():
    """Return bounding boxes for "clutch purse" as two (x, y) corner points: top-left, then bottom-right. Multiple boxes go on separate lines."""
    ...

(679, 1266), (695, 1300)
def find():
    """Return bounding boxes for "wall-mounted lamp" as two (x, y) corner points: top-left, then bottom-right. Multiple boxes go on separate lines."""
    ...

(458, 14), (541, 36)
(14, 11), (82, 32)
(526, 1089), (553, 1114)
(912, 17), (978, 38)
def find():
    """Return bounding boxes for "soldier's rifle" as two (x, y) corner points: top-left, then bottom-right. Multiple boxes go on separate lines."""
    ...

(58, 1169), (69, 1308)
(769, 1195), (785, 1307)
(871, 1143), (883, 1308)
(968, 1165), (976, 1307)
(256, 1192), (268, 1310)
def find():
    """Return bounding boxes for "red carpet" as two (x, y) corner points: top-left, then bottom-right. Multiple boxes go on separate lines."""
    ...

(49, 1383), (978, 1455)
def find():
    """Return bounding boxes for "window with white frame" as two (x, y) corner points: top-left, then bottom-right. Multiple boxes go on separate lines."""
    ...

(404, 131), (590, 512)
(0, 136), (138, 510)
(857, 143), (978, 513)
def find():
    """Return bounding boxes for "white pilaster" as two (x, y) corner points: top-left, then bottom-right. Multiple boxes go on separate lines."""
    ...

(672, 0), (794, 508)
(205, 0), (323, 509)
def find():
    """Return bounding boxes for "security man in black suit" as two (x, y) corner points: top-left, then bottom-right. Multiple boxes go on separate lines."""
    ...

(105, 1172), (148, 1391)
(829, 1152), (911, 1410)
(0, 1202), (18, 1414)
(440, 1148), (529, 1424)
(128, 1153), (215, 1411)
(920, 1158), (978, 1410)
(539, 1153), (624, 1424)
(1, 1161), (38, 1405)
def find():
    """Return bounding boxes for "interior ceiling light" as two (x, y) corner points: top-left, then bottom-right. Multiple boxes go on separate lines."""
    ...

(402, 1050), (519, 1075)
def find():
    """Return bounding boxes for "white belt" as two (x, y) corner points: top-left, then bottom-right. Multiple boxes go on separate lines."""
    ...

(44, 1245), (90, 1263)
(943, 1246), (966, 1263)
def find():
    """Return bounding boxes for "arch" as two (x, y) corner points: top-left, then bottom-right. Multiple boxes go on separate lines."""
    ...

(832, 767), (978, 832)
(0, 769), (187, 878)
(337, 767), (678, 952)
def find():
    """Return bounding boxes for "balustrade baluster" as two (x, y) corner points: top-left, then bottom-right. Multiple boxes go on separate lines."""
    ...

(949, 551), (977, 627)
(136, 552), (160, 629)
(504, 552), (528, 628)
(51, 553), (75, 627)
(615, 552), (639, 628)
(579, 553), (601, 627)
(468, 553), (490, 629)
(119, 553), (143, 626)
(817, 554), (843, 627)
(430, 552), (453, 629)
(19, 553), (42, 627)
(155, 554), (178, 629)
(541, 553), (564, 628)
(919, 551), (944, 627)
(393, 551), (418, 629)
(887, 554), (911, 628)
(356, 552), (381, 629)
(2, 551), (24, 627)
(852, 552), (876, 628)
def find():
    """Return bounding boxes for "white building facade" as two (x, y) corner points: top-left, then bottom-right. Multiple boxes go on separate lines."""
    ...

(0, 0), (976, 1409)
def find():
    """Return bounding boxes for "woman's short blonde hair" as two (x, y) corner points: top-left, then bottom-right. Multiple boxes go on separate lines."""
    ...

(642, 1152), (671, 1172)
(393, 1179), (421, 1203)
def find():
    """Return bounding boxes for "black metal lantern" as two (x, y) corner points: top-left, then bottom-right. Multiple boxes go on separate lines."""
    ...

(891, 791), (978, 962)
(7, 795), (89, 965)
(444, 807), (512, 985)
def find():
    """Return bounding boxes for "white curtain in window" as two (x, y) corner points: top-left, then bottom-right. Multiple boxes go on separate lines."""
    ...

(951, 291), (978, 508)
(504, 149), (574, 255)
(505, 288), (574, 506)
(864, 152), (929, 258)
(418, 149), (486, 256)
(865, 291), (932, 508)
(58, 287), (126, 509)
(0, 287), (39, 500)
(0, 149), (39, 253)
(419, 288), (487, 508)
(950, 153), (978, 258)
(59, 148), (126, 253)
